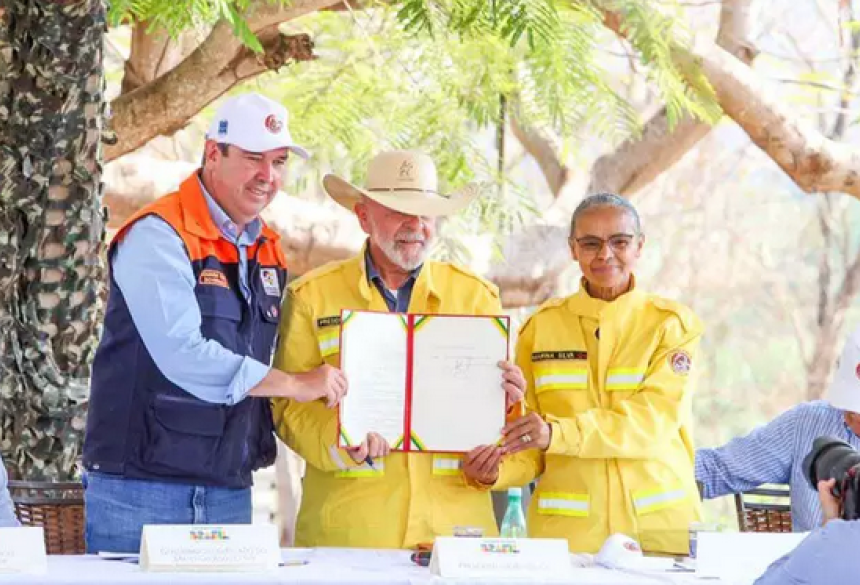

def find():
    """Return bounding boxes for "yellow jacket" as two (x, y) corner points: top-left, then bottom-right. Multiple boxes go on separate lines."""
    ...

(271, 250), (504, 548)
(497, 282), (703, 554)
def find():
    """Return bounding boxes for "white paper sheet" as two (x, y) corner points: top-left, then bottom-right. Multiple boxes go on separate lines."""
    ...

(409, 315), (508, 452)
(339, 311), (408, 447)
(696, 531), (808, 584)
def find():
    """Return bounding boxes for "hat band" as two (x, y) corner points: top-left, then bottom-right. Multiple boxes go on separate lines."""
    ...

(367, 187), (450, 199)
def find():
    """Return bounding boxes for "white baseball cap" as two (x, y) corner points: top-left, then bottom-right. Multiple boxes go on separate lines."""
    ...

(205, 93), (308, 159)
(825, 326), (860, 413)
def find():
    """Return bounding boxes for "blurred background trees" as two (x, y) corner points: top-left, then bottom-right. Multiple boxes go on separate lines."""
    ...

(2, 0), (860, 530)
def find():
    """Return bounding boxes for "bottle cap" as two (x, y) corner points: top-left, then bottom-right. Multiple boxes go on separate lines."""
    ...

(508, 487), (522, 498)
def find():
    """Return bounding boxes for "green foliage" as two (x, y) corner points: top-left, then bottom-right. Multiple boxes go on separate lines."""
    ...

(107, 0), (276, 52)
(109, 0), (721, 263)
(602, 0), (721, 126)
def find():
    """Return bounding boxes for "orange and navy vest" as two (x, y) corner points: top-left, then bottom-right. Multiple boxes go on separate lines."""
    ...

(83, 174), (287, 488)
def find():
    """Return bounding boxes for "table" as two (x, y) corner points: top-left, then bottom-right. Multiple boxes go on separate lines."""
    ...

(0, 548), (740, 585)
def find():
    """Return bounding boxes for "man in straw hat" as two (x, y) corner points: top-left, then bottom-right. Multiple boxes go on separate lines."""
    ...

(696, 324), (860, 532)
(271, 150), (526, 548)
(83, 93), (347, 553)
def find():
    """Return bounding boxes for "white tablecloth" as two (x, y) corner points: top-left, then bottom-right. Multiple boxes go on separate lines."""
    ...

(0, 548), (737, 585)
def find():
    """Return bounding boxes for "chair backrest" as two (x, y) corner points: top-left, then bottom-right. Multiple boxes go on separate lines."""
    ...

(8, 480), (85, 555)
(734, 485), (792, 533)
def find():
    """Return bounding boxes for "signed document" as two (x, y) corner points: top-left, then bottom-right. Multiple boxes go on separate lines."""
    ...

(338, 310), (509, 453)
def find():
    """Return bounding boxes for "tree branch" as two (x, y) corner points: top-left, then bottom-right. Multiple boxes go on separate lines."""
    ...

(588, 0), (759, 197)
(121, 20), (202, 95)
(105, 0), (342, 161)
(509, 119), (571, 198)
(689, 38), (860, 197)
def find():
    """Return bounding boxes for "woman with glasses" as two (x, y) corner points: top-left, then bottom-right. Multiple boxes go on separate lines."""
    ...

(464, 192), (703, 554)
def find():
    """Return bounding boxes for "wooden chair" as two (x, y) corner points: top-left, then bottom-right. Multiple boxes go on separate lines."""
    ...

(734, 485), (792, 533)
(8, 480), (85, 554)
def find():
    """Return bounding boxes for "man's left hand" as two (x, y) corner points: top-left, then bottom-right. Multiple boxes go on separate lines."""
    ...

(499, 361), (525, 410)
(818, 478), (841, 524)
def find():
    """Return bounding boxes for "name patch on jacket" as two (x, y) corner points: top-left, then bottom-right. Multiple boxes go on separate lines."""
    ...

(531, 350), (587, 362)
(198, 269), (229, 289)
(317, 316), (341, 328)
(260, 268), (281, 296)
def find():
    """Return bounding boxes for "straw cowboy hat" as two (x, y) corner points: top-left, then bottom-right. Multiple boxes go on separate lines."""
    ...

(322, 150), (480, 218)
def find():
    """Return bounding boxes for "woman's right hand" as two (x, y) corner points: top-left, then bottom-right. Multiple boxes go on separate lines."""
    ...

(463, 444), (503, 486)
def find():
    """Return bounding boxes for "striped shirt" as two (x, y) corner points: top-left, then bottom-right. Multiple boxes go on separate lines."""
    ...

(695, 401), (860, 531)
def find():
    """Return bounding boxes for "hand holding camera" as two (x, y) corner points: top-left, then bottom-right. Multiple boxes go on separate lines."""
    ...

(802, 436), (860, 522)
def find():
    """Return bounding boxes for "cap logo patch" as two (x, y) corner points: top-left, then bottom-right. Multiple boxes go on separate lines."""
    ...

(264, 114), (283, 134)
(398, 160), (415, 181)
(669, 350), (692, 375)
(855, 363), (860, 381)
(217, 120), (228, 135)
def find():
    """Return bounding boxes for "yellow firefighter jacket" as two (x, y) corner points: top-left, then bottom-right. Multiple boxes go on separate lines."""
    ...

(495, 281), (703, 554)
(271, 249), (504, 548)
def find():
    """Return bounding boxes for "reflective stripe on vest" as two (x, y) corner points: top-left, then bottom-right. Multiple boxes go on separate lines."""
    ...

(536, 492), (589, 517)
(432, 455), (463, 476)
(335, 458), (385, 478)
(632, 486), (687, 515)
(605, 368), (646, 391)
(534, 364), (588, 392)
(318, 330), (339, 358)
(329, 445), (349, 471)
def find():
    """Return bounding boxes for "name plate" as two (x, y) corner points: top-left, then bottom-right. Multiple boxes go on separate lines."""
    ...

(0, 527), (47, 574)
(139, 524), (279, 572)
(430, 537), (572, 581)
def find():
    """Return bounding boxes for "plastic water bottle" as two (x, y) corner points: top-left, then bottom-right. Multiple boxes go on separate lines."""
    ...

(500, 487), (528, 538)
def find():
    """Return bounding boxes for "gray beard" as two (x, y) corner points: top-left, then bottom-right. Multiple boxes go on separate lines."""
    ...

(376, 237), (429, 271)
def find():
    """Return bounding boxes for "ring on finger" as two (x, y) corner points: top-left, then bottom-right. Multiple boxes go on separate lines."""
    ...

(521, 434), (532, 444)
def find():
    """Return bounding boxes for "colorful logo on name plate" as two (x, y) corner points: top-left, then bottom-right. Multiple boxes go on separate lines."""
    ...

(480, 542), (520, 554)
(189, 527), (230, 541)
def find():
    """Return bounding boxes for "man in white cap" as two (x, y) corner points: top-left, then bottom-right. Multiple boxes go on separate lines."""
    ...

(82, 93), (347, 553)
(270, 150), (526, 548)
(696, 325), (860, 531)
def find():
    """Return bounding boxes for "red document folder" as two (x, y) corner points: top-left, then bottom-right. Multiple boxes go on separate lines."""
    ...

(337, 310), (510, 454)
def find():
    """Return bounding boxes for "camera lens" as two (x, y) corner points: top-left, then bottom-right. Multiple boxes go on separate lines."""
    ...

(802, 436), (860, 496)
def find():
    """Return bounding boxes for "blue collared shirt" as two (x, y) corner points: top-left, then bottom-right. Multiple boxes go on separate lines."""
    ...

(0, 454), (18, 527)
(111, 177), (270, 405)
(365, 248), (421, 312)
(696, 401), (860, 531)
(754, 519), (860, 584)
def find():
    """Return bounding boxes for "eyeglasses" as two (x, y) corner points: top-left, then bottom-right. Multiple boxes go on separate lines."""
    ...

(570, 234), (636, 255)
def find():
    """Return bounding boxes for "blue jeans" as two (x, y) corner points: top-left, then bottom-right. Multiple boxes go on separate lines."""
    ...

(84, 472), (252, 553)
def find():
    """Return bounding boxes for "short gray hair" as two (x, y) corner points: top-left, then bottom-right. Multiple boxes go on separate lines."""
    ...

(570, 192), (642, 237)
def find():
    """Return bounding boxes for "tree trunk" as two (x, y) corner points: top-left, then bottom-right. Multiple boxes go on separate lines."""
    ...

(0, 0), (108, 480)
